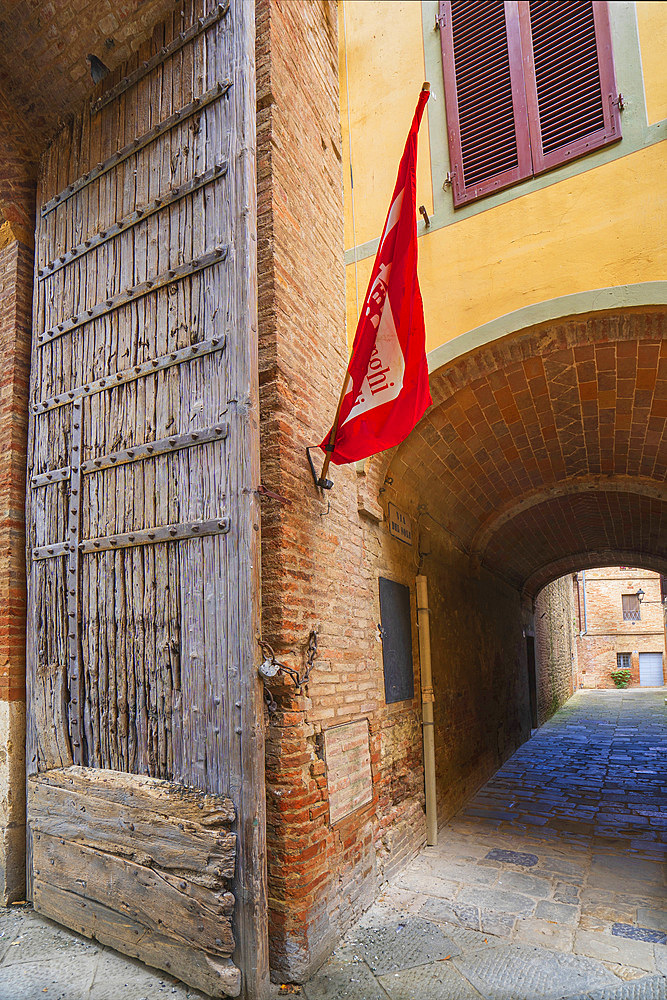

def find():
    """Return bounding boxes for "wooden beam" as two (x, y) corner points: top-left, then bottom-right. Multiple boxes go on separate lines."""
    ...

(39, 164), (227, 278)
(39, 247), (227, 346)
(30, 466), (71, 489)
(41, 82), (232, 216)
(33, 336), (226, 414)
(66, 404), (84, 764)
(33, 517), (231, 561)
(80, 424), (229, 474)
(90, 3), (230, 115)
(224, 1), (270, 995)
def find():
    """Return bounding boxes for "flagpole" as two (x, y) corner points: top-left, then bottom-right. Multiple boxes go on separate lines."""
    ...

(317, 82), (431, 489)
(319, 369), (351, 486)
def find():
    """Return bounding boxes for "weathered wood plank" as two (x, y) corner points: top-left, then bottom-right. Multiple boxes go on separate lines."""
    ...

(39, 246), (227, 346)
(33, 832), (235, 953)
(29, 769), (235, 874)
(30, 765), (235, 823)
(40, 163), (227, 278)
(41, 81), (232, 216)
(33, 882), (241, 997)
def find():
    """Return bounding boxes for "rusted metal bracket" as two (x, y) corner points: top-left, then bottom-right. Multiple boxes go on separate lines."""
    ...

(81, 424), (229, 474)
(256, 484), (291, 505)
(306, 446), (333, 492)
(419, 204), (431, 227)
(33, 336), (226, 414)
(39, 163), (227, 278)
(66, 402), (84, 764)
(42, 81), (232, 217)
(33, 517), (231, 560)
(39, 247), (227, 346)
(90, 2), (230, 115)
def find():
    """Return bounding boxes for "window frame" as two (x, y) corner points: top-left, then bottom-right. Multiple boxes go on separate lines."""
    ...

(621, 594), (641, 622)
(438, 0), (532, 206)
(519, 1), (622, 175)
(438, 0), (622, 207)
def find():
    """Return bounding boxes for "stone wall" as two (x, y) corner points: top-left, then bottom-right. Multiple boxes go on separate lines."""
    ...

(534, 575), (577, 725)
(0, 230), (33, 903)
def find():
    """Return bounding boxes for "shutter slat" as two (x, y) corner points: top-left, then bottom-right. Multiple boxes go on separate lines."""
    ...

(447, 0), (527, 196)
(439, 0), (620, 207)
(522, 0), (620, 170)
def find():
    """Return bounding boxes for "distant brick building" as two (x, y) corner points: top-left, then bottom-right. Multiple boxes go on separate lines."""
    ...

(574, 569), (666, 688)
(0, 2), (666, 997)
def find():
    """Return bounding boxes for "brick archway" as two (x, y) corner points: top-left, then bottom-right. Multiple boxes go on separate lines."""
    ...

(383, 307), (667, 596)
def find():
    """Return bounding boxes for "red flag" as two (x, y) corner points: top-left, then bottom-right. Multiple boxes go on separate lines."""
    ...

(320, 86), (432, 467)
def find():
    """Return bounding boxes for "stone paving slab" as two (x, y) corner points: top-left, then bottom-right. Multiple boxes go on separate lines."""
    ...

(301, 948), (387, 1000)
(0, 908), (208, 1000)
(354, 916), (459, 975)
(575, 930), (659, 972)
(452, 942), (619, 1000)
(0, 956), (97, 1000)
(585, 974), (667, 999)
(378, 960), (484, 999)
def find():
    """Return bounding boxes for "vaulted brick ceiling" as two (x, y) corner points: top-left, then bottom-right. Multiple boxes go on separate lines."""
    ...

(0, 0), (182, 141)
(0, 0), (182, 225)
(387, 309), (667, 597)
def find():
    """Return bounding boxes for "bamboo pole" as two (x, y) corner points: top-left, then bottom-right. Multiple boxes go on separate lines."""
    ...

(416, 574), (437, 846)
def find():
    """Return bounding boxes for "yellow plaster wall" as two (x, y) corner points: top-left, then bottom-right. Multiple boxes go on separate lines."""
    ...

(636, 2), (667, 124)
(347, 142), (666, 351)
(341, 1), (667, 353)
(339, 0), (432, 251)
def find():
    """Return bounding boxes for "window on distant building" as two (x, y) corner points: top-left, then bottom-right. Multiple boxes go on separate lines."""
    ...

(621, 594), (640, 621)
(616, 652), (631, 671)
(437, 1), (622, 206)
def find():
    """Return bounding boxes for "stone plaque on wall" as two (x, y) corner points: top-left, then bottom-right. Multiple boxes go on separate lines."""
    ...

(324, 720), (373, 825)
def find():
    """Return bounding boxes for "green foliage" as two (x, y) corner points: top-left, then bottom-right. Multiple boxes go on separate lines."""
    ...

(610, 667), (631, 688)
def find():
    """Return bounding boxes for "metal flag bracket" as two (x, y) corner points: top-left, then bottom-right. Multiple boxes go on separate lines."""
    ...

(306, 446), (334, 492)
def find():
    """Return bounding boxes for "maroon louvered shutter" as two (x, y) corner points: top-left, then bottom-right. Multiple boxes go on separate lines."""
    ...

(519, 1), (621, 173)
(438, 1), (532, 207)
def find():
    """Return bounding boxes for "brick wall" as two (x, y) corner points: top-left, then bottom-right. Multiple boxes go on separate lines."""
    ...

(574, 568), (666, 687)
(0, 229), (33, 902)
(534, 576), (577, 725)
(256, 1), (534, 982)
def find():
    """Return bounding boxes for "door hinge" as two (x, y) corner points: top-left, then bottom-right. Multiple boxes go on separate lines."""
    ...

(613, 93), (625, 111)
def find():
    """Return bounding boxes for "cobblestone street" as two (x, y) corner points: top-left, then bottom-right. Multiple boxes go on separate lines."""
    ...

(303, 689), (666, 1000)
(1, 689), (665, 999)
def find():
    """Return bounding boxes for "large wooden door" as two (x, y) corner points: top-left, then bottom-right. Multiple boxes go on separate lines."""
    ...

(25, 2), (267, 997)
